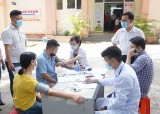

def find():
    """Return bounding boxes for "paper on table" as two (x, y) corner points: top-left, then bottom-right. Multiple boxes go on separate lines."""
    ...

(81, 83), (97, 89)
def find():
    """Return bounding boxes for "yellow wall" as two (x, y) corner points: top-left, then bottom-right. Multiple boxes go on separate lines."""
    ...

(88, 0), (94, 33)
(134, 0), (142, 17)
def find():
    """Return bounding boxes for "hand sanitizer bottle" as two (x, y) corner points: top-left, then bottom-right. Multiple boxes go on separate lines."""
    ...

(74, 61), (81, 72)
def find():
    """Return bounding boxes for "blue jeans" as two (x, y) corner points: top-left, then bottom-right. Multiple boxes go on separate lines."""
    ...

(5, 62), (20, 97)
(20, 101), (42, 114)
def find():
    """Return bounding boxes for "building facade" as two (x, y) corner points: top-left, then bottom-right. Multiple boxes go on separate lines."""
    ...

(0, 0), (159, 38)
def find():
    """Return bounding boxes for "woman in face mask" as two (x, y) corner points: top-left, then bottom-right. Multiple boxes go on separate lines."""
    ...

(13, 52), (84, 114)
(63, 36), (91, 70)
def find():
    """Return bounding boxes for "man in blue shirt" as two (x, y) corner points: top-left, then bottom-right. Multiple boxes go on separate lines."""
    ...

(126, 36), (153, 98)
(84, 46), (140, 114)
(36, 39), (64, 87)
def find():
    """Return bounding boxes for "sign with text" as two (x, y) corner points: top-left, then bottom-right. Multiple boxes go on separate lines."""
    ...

(21, 9), (41, 21)
(124, 2), (134, 13)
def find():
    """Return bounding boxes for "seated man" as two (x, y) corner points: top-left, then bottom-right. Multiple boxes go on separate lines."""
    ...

(84, 46), (140, 114)
(126, 36), (153, 98)
(36, 39), (64, 87)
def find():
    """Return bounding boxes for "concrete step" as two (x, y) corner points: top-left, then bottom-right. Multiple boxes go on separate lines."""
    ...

(82, 33), (114, 43)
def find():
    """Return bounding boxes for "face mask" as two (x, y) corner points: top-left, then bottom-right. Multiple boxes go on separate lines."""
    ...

(16, 20), (23, 27)
(50, 53), (56, 57)
(104, 59), (113, 70)
(121, 21), (128, 29)
(71, 45), (78, 50)
(31, 61), (37, 69)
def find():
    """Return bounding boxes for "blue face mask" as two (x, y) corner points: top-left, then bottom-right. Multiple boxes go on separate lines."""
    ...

(104, 59), (113, 70)
(121, 21), (128, 29)
(16, 20), (23, 27)
(71, 45), (78, 50)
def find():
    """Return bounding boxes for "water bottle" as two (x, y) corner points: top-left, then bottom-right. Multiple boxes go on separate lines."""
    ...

(74, 61), (81, 72)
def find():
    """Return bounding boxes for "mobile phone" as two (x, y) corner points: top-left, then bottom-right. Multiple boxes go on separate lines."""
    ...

(134, 47), (142, 53)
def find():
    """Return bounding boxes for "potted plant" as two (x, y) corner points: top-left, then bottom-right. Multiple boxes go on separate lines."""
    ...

(134, 16), (158, 44)
(69, 12), (90, 39)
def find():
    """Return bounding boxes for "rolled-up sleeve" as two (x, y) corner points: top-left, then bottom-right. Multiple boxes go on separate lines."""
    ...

(111, 30), (120, 44)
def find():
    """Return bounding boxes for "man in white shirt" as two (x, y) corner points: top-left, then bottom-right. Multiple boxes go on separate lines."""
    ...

(84, 46), (140, 114)
(111, 12), (145, 63)
(1, 10), (26, 96)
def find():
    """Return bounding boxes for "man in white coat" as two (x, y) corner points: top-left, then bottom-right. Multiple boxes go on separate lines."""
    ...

(84, 46), (140, 114)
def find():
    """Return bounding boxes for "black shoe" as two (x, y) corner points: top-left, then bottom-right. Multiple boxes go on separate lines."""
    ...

(0, 101), (5, 105)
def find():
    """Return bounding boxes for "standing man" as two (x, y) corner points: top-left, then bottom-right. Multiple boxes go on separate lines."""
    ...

(111, 12), (145, 63)
(84, 46), (140, 114)
(126, 36), (153, 98)
(1, 10), (26, 96)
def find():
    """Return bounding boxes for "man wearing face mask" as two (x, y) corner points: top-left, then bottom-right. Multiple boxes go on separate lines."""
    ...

(111, 12), (145, 63)
(36, 39), (64, 87)
(126, 36), (153, 98)
(1, 10), (26, 97)
(84, 46), (140, 114)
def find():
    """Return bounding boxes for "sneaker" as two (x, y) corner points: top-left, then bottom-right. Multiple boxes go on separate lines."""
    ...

(0, 101), (5, 105)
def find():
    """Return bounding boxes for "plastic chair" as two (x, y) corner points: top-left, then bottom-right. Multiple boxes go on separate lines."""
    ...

(10, 108), (19, 114)
(138, 96), (150, 114)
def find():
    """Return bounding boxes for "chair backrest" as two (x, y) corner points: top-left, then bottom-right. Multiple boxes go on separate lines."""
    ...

(139, 96), (150, 114)
(10, 108), (19, 114)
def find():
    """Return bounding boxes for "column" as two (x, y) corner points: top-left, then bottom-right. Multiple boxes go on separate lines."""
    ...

(141, 0), (149, 19)
(82, 0), (88, 37)
(45, 0), (56, 35)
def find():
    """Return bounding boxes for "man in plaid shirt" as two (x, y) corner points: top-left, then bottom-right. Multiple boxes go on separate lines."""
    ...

(126, 36), (153, 98)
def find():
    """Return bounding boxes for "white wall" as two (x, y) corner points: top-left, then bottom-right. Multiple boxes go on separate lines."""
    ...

(56, 0), (81, 34)
(8, 0), (46, 34)
(148, 0), (160, 29)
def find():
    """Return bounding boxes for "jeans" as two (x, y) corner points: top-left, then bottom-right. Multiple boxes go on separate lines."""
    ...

(5, 62), (20, 97)
(20, 101), (42, 114)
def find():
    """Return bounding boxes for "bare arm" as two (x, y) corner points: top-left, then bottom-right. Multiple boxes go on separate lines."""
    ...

(64, 56), (80, 65)
(126, 48), (136, 65)
(36, 94), (41, 102)
(126, 54), (132, 65)
(42, 73), (57, 83)
(4, 44), (15, 71)
(47, 88), (84, 104)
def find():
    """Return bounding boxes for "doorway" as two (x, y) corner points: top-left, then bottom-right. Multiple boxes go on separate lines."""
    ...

(104, 3), (123, 32)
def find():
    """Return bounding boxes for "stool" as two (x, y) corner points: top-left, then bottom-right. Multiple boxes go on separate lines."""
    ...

(10, 108), (19, 114)
(138, 96), (150, 114)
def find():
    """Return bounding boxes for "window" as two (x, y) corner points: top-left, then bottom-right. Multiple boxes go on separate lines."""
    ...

(95, 0), (103, 2)
(67, 0), (75, 9)
(57, 0), (63, 10)
(77, 0), (81, 9)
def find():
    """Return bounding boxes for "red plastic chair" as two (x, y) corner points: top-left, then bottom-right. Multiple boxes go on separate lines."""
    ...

(138, 96), (150, 114)
(10, 108), (19, 114)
